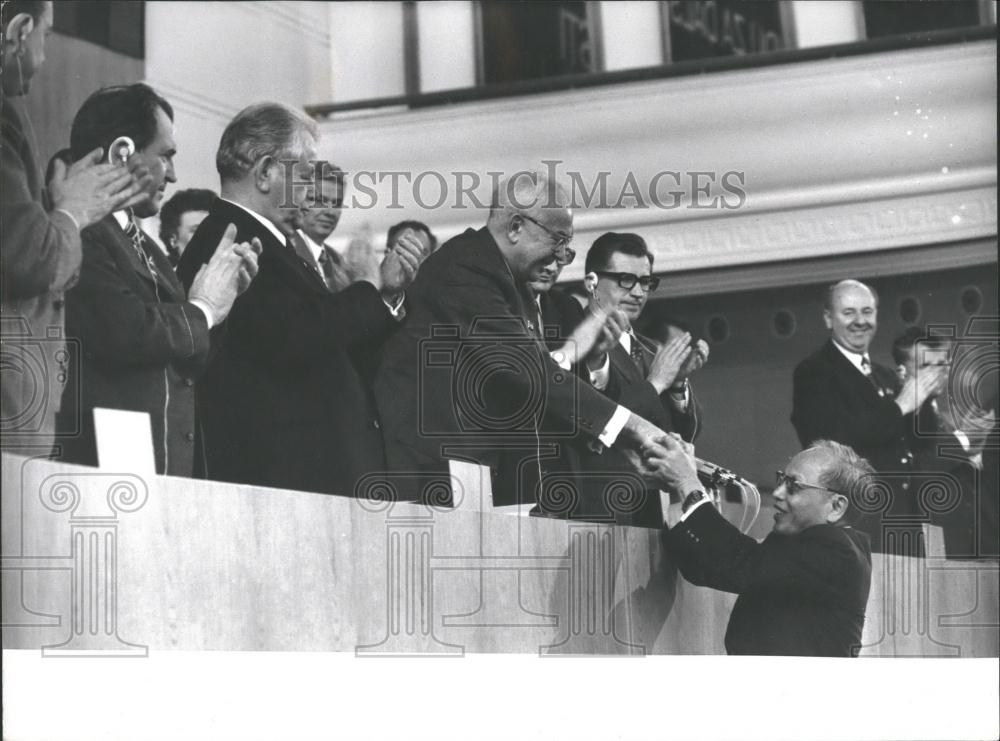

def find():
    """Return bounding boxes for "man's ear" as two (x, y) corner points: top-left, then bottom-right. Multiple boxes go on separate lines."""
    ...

(4, 13), (35, 50)
(827, 493), (848, 524)
(252, 156), (274, 193)
(583, 272), (598, 295)
(823, 309), (833, 331)
(896, 364), (908, 382)
(505, 214), (523, 244)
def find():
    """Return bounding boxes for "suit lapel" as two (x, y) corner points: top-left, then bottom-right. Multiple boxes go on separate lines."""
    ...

(824, 341), (884, 402)
(610, 341), (643, 383)
(290, 232), (329, 291)
(477, 229), (542, 342)
(102, 217), (182, 300)
(209, 199), (327, 293)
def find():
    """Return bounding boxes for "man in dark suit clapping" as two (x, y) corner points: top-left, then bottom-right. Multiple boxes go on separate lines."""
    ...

(177, 103), (425, 496)
(57, 84), (260, 476)
(791, 279), (946, 554)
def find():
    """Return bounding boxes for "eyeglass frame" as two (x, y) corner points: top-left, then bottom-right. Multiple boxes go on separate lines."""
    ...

(594, 271), (661, 292)
(774, 470), (843, 497)
(516, 212), (574, 264)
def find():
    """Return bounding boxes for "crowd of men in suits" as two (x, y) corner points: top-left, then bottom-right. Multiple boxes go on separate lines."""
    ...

(2, 1), (996, 657)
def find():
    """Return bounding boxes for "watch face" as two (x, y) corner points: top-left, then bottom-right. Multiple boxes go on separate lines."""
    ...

(683, 489), (706, 511)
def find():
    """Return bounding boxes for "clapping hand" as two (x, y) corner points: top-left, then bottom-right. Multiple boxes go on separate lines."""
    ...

(343, 228), (379, 285)
(48, 147), (154, 228)
(188, 224), (259, 324)
(647, 332), (692, 393)
(380, 228), (427, 300)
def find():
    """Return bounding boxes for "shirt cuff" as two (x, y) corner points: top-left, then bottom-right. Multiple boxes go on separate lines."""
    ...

(588, 354), (610, 390)
(679, 496), (712, 522)
(189, 299), (215, 329)
(598, 405), (631, 447)
(383, 292), (406, 320)
(953, 430), (971, 452)
(550, 350), (571, 371)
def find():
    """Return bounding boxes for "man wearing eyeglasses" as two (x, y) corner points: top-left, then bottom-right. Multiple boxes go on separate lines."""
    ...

(641, 436), (873, 656)
(374, 173), (671, 503)
(576, 232), (708, 526)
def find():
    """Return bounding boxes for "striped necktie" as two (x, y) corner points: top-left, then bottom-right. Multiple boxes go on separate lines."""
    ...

(123, 217), (158, 280)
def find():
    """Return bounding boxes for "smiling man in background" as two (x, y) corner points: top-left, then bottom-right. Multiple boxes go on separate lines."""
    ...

(791, 279), (945, 554)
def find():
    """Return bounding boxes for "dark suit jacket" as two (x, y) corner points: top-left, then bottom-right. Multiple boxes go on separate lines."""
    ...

(1, 93), (81, 452)
(510, 289), (700, 527)
(175, 198), (395, 496)
(791, 340), (920, 553)
(374, 227), (620, 502)
(57, 215), (209, 476)
(664, 504), (872, 656)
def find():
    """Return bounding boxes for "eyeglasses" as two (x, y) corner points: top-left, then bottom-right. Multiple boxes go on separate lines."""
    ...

(774, 470), (842, 496)
(595, 271), (661, 292)
(517, 213), (573, 262)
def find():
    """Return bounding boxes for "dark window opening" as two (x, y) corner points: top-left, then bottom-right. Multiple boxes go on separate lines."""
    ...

(53, 1), (145, 60)
(480, 0), (600, 85)
(863, 0), (982, 39)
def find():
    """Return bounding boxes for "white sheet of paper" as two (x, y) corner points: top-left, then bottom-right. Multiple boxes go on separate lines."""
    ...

(93, 407), (156, 476)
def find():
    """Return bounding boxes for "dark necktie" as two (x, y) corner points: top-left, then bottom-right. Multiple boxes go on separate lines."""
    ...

(628, 331), (647, 374)
(318, 248), (349, 292)
(860, 355), (885, 395)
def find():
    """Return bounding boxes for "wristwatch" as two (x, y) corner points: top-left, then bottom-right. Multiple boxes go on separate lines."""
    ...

(669, 378), (689, 394)
(682, 487), (710, 514)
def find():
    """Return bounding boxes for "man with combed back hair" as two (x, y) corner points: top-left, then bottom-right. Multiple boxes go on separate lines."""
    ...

(57, 83), (259, 476)
(374, 171), (674, 503)
(177, 103), (426, 496)
(643, 437), (874, 656)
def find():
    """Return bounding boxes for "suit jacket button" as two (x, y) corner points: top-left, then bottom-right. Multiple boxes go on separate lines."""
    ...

(373, 419), (381, 429)
(185, 432), (195, 441)
(184, 378), (194, 387)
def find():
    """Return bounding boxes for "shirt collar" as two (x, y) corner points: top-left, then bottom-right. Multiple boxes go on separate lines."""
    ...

(831, 339), (871, 374)
(112, 210), (130, 230)
(220, 198), (288, 247)
(618, 331), (631, 354)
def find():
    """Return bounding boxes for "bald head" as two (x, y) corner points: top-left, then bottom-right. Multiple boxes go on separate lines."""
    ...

(824, 279), (878, 354)
(486, 171), (574, 284)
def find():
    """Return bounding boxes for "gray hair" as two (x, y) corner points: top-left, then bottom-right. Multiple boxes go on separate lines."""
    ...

(216, 102), (318, 183)
(824, 279), (879, 312)
(805, 439), (876, 520)
(487, 171), (570, 224)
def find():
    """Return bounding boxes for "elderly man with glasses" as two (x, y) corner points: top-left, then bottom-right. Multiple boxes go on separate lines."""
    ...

(640, 436), (874, 656)
(374, 173), (673, 504)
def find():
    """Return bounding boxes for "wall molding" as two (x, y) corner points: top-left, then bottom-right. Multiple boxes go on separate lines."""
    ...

(319, 40), (997, 279)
